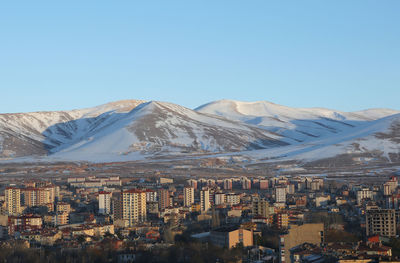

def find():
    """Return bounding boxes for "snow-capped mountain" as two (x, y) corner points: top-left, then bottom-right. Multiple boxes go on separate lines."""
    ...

(196, 100), (400, 163)
(0, 99), (399, 164)
(243, 112), (400, 164)
(196, 100), (398, 143)
(0, 100), (145, 158)
(0, 100), (286, 160)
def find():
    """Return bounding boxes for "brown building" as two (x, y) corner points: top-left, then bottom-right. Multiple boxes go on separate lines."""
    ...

(8, 214), (43, 235)
(279, 223), (324, 263)
(158, 189), (171, 210)
(209, 226), (253, 248)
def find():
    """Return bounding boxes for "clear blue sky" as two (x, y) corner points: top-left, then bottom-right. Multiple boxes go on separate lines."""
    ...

(0, 1), (399, 113)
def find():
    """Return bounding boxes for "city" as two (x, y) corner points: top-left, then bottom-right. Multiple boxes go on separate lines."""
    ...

(1, 168), (400, 263)
(1, 1), (399, 263)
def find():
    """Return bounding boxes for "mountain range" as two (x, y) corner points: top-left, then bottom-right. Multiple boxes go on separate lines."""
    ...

(0, 99), (399, 164)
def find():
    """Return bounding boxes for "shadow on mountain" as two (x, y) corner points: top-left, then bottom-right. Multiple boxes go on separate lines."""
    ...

(2, 103), (397, 160)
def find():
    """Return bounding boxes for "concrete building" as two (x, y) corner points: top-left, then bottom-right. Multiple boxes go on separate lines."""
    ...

(159, 177), (173, 184)
(115, 189), (147, 226)
(209, 226), (253, 248)
(279, 223), (324, 263)
(252, 198), (274, 219)
(158, 189), (171, 210)
(187, 179), (198, 190)
(366, 209), (397, 237)
(8, 214), (42, 235)
(275, 186), (287, 204)
(275, 213), (289, 229)
(55, 212), (69, 226)
(226, 193), (240, 206)
(259, 180), (269, 190)
(357, 188), (374, 205)
(56, 202), (71, 214)
(21, 187), (51, 207)
(286, 184), (295, 195)
(242, 178), (252, 190)
(98, 191), (112, 214)
(384, 177), (398, 196)
(315, 195), (330, 207)
(183, 187), (195, 207)
(224, 179), (233, 190)
(214, 193), (226, 206)
(5, 187), (21, 216)
(200, 189), (210, 212)
(145, 189), (157, 203)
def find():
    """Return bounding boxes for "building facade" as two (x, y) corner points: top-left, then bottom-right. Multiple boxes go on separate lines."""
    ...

(98, 191), (112, 214)
(183, 187), (195, 207)
(366, 209), (397, 237)
(5, 187), (21, 216)
(200, 189), (210, 212)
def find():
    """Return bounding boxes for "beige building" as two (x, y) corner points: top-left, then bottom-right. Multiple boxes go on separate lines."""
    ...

(56, 212), (69, 226)
(275, 186), (287, 204)
(115, 189), (146, 226)
(209, 226), (253, 248)
(200, 189), (210, 212)
(56, 202), (71, 214)
(252, 198), (274, 218)
(21, 185), (58, 210)
(279, 223), (324, 263)
(226, 193), (240, 206)
(183, 187), (195, 207)
(98, 191), (112, 214)
(5, 187), (21, 215)
(214, 193), (226, 205)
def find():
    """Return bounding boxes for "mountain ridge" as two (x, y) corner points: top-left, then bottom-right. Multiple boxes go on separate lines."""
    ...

(0, 99), (399, 164)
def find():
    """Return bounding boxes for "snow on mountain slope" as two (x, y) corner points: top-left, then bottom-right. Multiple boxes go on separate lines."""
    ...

(239, 113), (400, 163)
(195, 100), (399, 143)
(0, 99), (399, 164)
(51, 101), (288, 161)
(353, 108), (400, 120)
(0, 100), (145, 157)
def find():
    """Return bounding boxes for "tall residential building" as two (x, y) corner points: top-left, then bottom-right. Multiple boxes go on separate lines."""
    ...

(357, 188), (374, 205)
(145, 189), (157, 203)
(56, 202), (71, 214)
(286, 184), (295, 195)
(121, 189), (147, 226)
(158, 189), (171, 210)
(242, 178), (252, 190)
(200, 189), (210, 212)
(183, 187), (195, 207)
(214, 193), (226, 205)
(187, 179), (198, 190)
(5, 187), (21, 216)
(98, 191), (112, 214)
(223, 179), (233, 190)
(366, 209), (397, 237)
(252, 198), (274, 219)
(226, 193), (240, 206)
(275, 186), (287, 204)
(275, 213), (289, 229)
(384, 177), (398, 196)
(259, 180), (269, 190)
(21, 187), (52, 207)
